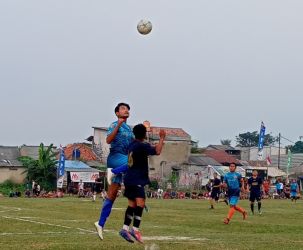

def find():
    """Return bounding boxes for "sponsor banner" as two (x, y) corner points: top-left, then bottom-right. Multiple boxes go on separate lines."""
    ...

(58, 146), (65, 177)
(70, 172), (99, 183)
(258, 122), (266, 160)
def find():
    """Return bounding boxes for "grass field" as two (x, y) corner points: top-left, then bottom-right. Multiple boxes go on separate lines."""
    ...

(0, 197), (302, 250)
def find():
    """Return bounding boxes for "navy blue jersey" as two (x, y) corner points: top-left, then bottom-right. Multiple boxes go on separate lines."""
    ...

(123, 140), (157, 186)
(248, 176), (263, 193)
(212, 178), (221, 192)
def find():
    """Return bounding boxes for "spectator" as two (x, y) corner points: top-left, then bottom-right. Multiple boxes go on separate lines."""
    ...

(78, 180), (85, 197)
(25, 189), (31, 198)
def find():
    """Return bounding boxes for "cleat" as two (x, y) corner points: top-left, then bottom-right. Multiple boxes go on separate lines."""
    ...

(258, 210), (262, 215)
(223, 218), (230, 224)
(94, 222), (103, 240)
(130, 228), (144, 243)
(243, 211), (248, 220)
(119, 229), (134, 243)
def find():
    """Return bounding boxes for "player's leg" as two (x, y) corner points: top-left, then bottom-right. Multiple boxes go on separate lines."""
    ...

(210, 194), (215, 209)
(129, 188), (145, 243)
(249, 193), (255, 215)
(232, 196), (247, 219)
(95, 182), (121, 240)
(224, 196), (238, 224)
(257, 195), (262, 214)
(119, 198), (136, 243)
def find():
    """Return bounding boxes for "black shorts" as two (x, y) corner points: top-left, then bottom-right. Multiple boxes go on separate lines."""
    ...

(211, 191), (220, 200)
(249, 192), (261, 202)
(124, 185), (146, 200)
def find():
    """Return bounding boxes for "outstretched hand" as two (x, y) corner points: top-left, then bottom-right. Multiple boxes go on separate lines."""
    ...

(159, 129), (166, 139)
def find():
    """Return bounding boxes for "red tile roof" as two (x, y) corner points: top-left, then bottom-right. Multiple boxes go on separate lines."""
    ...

(204, 150), (240, 165)
(63, 143), (97, 161)
(149, 127), (190, 140)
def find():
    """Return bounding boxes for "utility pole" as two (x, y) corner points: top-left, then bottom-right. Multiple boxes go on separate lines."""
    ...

(278, 133), (281, 169)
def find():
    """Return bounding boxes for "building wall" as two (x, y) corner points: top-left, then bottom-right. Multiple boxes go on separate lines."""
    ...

(240, 146), (287, 161)
(149, 141), (191, 179)
(93, 129), (110, 163)
(0, 167), (27, 184)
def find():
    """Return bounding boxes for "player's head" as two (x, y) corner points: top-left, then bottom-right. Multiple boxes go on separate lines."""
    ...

(292, 179), (296, 183)
(213, 172), (218, 178)
(229, 162), (237, 172)
(253, 170), (258, 177)
(115, 103), (130, 119)
(133, 123), (147, 140)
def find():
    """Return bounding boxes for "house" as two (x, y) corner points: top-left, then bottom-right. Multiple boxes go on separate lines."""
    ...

(204, 150), (241, 166)
(206, 145), (241, 159)
(177, 154), (222, 188)
(0, 146), (26, 184)
(238, 146), (287, 161)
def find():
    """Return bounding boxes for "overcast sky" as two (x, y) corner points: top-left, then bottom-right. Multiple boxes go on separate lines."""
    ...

(0, 1), (302, 147)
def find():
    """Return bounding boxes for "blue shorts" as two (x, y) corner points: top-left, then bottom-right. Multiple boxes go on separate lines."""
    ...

(291, 191), (297, 197)
(107, 153), (128, 169)
(107, 153), (127, 184)
(112, 173), (123, 184)
(229, 196), (239, 206)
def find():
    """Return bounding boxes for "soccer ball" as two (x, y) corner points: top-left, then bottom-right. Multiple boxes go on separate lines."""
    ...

(137, 19), (152, 35)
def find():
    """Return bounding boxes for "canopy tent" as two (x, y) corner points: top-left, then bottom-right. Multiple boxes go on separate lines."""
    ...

(243, 166), (287, 178)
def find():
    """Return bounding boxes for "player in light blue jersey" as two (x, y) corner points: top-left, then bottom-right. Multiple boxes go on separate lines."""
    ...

(290, 179), (299, 202)
(95, 103), (134, 240)
(222, 163), (247, 224)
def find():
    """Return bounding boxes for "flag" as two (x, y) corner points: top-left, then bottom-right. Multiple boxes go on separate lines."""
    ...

(258, 122), (266, 160)
(58, 145), (65, 177)
(266, 155), (272, 166)
(287, 150), (292, 177)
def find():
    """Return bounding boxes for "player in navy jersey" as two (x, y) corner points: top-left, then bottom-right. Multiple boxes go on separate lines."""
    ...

(223, 163), (247, 224)
(119, 124), (165, 243)
(95, 103), (134, 240)
(210, 172), (221, 209)
(247, 170), (263, 215)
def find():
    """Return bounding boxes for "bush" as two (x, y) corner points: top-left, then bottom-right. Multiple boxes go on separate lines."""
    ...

(0, 180), (26, 196)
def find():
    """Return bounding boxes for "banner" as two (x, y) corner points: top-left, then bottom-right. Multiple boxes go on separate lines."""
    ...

(58, 145), (65, 177)
(258, 122), (266, 160)
(70, 172), (99, 183)
(57, 176), (64, 188)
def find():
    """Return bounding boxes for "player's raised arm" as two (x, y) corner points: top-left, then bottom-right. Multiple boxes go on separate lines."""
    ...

(106, 118), (126, 144)
(155, 129), (166, 155)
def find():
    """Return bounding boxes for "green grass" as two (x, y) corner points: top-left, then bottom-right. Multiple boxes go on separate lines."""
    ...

(0, 197), (303, 250)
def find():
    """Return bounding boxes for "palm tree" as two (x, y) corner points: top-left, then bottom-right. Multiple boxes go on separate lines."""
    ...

(19, 143), (58, 191)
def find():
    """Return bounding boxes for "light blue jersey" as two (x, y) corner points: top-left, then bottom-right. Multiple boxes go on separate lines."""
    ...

(224, 172), (242, 190)
(107, 121), (134, 169)
(290, 183), (298, 192)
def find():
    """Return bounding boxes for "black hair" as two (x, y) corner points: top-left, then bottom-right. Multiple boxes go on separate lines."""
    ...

(133, 124), (146, 140)
(114, 103), (130, 113)
(230, 162), (237, 167)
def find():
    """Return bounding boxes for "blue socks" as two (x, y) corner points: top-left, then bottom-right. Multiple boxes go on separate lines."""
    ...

(111, 164), (128, 174)
(98, 198), (113, 228)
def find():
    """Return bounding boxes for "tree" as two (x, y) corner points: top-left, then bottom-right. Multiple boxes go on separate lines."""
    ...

(236, 131), (278, 147)
(19, 143), (58, 191)
(220, 139), (232, 146)
(289, 141), (303, 153)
